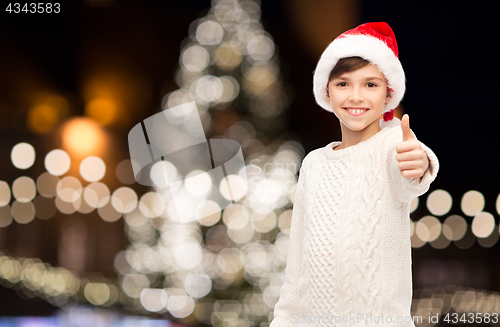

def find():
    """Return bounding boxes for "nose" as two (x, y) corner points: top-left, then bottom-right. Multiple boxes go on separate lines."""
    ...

(348, 86), (365, 103)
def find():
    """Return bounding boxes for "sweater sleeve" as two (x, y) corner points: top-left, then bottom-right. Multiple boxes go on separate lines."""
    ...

(387, 126), (440, 204)
(270, 155), (309, 327)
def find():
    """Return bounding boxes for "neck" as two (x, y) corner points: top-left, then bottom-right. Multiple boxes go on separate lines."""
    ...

(337, 120), (381, 150)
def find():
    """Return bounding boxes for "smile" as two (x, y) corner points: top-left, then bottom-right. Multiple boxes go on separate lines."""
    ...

(344, 108), (369, 116)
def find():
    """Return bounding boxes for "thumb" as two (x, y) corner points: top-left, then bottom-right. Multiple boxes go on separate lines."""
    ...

(401, 114), (414, 142)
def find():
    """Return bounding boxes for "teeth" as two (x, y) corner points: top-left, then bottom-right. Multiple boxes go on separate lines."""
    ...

(347, 108), (367, 114)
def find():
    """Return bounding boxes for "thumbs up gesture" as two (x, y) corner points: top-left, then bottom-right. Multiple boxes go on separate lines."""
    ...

(396, 114), (429, 179)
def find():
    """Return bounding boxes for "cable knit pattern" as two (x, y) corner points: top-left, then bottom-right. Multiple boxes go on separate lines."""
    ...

(271, 124), (439, 327)
(299, 152), (328, 319)
(307, 157), (346, 322)
(339, 156), (355, 321)
(354, 137), (384, 327)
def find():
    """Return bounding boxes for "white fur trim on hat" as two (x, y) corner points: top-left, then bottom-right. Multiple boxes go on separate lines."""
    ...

(380, 116), (401, 129)
(313, 34), (406, 114)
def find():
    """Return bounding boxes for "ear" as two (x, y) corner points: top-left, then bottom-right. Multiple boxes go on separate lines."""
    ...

(385, 88), (391, 104)
(325, 83), (330, 102)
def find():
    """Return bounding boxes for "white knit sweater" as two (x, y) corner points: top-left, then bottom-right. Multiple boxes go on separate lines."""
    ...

(271, 124), (439, 327)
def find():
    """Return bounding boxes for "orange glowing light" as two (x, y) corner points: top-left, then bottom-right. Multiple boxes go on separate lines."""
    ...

(85, 97), (118, 126)
(28, 104), (59, 134)
(27, 95), (69, 134)
(60, 117), (106, 158)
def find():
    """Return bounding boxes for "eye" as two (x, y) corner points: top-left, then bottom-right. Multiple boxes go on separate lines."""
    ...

(336, 82), (347, 87)
(366, 82), (377, 87)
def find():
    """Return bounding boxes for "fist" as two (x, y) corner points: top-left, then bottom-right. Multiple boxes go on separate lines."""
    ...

(396, 114), (429, 179)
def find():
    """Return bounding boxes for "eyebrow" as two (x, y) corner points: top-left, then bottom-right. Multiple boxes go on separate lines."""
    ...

(334, 76), (384, 81)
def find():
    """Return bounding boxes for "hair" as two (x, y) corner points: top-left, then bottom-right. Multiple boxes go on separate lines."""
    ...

(326, 56), (391, 98)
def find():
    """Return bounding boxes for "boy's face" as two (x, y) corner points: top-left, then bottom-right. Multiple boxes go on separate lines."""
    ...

(326, 64), (390, 132)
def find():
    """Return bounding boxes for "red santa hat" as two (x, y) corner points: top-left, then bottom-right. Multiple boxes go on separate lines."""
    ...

(313, 22), (405, 129)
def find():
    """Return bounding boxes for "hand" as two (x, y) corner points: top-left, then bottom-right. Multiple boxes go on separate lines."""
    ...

(396, 114), (429, 179)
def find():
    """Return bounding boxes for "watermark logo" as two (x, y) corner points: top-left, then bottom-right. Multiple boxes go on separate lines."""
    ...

(290, 312), (422, 325)
(127, 101), (248, 223)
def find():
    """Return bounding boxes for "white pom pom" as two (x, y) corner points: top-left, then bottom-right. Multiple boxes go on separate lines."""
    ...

(379, 116), (401, 129)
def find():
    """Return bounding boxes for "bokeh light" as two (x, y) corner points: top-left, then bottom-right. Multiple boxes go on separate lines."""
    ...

(98, 201), (122, 222)
(461, 190), (485, 217)
(138, 192), (165, 218)
(410, 197), (418, 213)
(85, 97), (118, 126)
(195, 200), (222, 226)
(27, 95), (68, 134)
(195, 75), (224, 103)
(28, 104), (59, 135)
(181, 45), (210, 72)
(442, 215), (467, 241)
(83, 182), (110, 209)
(115, 159), (136, 185)
(56, 176), (83, 203)
(167, 293), (195, 318)
(111, 187), (138, 214)
(80, 156), (106, 182)
(11, 142), (36, 170)
(214, 43), (243, 70)
(196, 20), (224, 45)
(140, 288), (168, 312)
(12, 176), (37, 203)
(55, 195), (78, 215)
(426, 189), (452, 216)
(416, 216), (441, 243)
(36, 172), (60, 198)
(121, 274), (150, 298)
(0, 181), (11, 206)
(246, 34), (275, 61)
(84, 282), (111, 306)
(184, 274), (211, 298)
(61, 117), (106, 158)
(471, 211), (495, 238)
(11, 200), (35, 224)
(45, 149), (71, 176)
(0, 205), (13, 227)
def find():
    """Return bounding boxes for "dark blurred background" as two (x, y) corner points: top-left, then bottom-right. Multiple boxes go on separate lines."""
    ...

(0, 0), (498, 326)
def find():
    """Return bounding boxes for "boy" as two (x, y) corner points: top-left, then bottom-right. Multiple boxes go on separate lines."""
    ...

(270, 22), (439, 327)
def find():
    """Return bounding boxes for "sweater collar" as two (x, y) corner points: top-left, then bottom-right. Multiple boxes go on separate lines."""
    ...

(324, 126), (393, 160)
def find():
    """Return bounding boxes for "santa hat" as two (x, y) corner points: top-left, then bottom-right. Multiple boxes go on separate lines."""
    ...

(313, 22), (405, 129)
